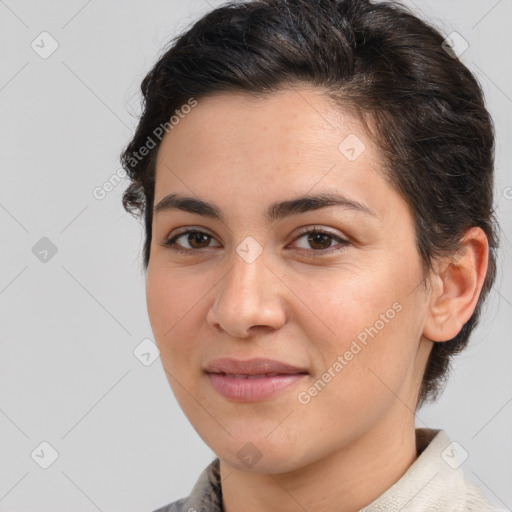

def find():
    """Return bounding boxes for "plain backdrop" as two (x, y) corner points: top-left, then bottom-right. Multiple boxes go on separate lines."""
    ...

(0, 1), (511, 511)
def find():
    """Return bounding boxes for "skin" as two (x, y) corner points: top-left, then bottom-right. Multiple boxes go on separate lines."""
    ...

(145, 86), (488, 512)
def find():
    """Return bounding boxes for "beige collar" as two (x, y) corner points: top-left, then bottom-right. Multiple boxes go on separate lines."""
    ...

(170, 429), (496, 512)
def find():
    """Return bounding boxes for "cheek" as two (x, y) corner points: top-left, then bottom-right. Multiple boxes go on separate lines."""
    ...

(146, 267), (210, 418)
(146, 269), (173, 339)
(297, 262), (426, 392)
(296, 267), (404, 346)
(145, 266), (204, 362)
(289, 287), (423, 453)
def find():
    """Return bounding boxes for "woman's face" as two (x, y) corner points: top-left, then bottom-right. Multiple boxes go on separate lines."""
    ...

(146, 86), (433, 473)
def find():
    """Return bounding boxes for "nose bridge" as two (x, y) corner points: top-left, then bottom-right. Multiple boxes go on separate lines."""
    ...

(208, 241), (287, 337)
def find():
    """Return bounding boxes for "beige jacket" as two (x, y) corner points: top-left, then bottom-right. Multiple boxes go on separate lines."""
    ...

(153, 429), (498, 512)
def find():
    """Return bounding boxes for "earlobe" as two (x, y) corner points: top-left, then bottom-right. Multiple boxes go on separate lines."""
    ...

(423, 227), (489, 342)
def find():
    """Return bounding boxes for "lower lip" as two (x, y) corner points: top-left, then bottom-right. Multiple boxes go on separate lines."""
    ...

(207, 373), (307, 402)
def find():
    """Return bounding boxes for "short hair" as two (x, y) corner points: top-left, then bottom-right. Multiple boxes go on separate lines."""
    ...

(120, 0), (498, 407)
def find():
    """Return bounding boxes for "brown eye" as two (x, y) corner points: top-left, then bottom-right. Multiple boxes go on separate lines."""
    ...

(292, 228), (350, 255)
(162, 229), (221, 252)
(307, 232), (333, 250)
(187, 232), (211, 249)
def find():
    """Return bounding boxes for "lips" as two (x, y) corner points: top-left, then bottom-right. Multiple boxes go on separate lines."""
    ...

(220, 373), (283, 379)
(205, 357), (308, 402)
(205, 357), (307, 375)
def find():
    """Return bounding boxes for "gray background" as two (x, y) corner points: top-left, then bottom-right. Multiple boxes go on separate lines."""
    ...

(0, 1), (511, 511)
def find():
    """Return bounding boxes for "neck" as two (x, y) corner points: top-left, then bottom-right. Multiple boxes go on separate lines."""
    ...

(220, 413), (418, 512)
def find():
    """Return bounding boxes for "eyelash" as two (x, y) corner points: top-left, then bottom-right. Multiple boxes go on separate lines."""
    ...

(160, 227), (350, 257)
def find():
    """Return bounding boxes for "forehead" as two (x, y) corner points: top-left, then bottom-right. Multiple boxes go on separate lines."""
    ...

(153, 86), (391, 219)
(157, 87), (353, 162)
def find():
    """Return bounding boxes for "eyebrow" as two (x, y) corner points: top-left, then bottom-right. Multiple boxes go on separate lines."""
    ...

(153, 192), (376, 222)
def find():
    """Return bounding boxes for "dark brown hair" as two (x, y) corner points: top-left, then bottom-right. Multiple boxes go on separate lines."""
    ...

(120, 0), (498, 407)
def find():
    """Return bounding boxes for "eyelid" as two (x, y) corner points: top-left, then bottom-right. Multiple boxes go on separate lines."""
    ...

(292, 225), (347, 240)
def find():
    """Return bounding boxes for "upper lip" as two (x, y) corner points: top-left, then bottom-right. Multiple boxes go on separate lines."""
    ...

(204, 357), (308, 376)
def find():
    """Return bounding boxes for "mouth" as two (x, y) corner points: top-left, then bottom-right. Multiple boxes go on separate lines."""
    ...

(215, 372), (293, 379)
(204, 357), (308, 402)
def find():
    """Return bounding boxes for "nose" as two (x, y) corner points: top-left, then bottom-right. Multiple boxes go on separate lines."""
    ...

(206, 247), (288, 339)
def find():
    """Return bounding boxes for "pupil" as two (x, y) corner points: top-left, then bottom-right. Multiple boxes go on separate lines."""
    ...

(309, 233), (330, 249)
(190, 232), (209, 248)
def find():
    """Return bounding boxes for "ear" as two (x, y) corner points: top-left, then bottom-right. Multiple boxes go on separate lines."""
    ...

(423, 227), (489, 342)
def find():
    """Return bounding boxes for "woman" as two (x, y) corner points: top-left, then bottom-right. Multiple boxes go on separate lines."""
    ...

(120, 0), (499, 510)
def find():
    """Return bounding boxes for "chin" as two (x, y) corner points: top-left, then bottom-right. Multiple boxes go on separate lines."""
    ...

(220, 447), (303, 474)
(209, 431), (315, 474)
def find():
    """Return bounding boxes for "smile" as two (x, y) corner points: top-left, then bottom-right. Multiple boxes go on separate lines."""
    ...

(207, 372), (307, 402)
(204, 357), (309, 402)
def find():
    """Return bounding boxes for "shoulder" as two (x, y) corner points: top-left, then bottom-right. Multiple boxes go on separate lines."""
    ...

(150, 458), (222, 512)
(151, 496), (188, 512)
(360, 429), (498, 512)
